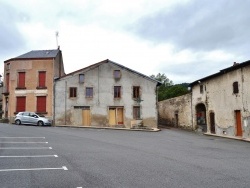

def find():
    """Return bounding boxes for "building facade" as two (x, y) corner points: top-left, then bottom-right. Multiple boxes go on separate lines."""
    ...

(190, 61), (250, 138)
(54, 59), (160, 129)
(3, 49), (65, 123)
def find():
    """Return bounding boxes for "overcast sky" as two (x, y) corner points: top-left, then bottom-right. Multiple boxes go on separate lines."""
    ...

(1, 0), (249, 83)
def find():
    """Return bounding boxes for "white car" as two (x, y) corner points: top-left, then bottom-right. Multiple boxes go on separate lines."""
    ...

(15, 112), (52, 126)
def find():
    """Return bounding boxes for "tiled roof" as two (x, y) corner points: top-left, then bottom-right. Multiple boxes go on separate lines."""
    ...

(15, 49), (59, 59)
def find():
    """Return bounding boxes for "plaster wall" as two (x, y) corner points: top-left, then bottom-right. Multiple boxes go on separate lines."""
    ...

(54, 62), (158, 128)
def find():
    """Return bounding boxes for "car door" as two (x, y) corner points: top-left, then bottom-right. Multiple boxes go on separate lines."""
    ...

(29, 113), (39, 125)
(22, 112), (30, 124)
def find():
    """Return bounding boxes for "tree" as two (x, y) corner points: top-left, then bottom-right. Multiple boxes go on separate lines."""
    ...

(150, 73), (190, 101)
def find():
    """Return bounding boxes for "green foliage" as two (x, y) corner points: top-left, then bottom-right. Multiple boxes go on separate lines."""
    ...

(150, 73), (190, 101)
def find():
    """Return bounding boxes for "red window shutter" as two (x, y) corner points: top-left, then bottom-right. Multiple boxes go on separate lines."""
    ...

(37, 96), (46, 112)
(18, 72), (25, 88)
(39, 72), (46, 87)
(16, 97), (26, 112)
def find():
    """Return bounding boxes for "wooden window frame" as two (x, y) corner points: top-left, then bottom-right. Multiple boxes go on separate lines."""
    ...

(133, 106), (141, 120)
(114, 70), (121, 79)
(16, 72), (26, 89)
(36, 96), (47, 113)
(16, 96), (26, 113)
(233, 81), (239, 94)
(114, 86), (121, 99)
(69, 87), (77, 98)
(37, 71), (47, 89)
(133, 86), (140, 99)
(79, 74), (84, 83)
(86, 87), (93, 98)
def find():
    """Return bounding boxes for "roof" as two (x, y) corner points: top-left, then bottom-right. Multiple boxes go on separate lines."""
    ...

(5, 49), (60, 63)
(58, 59), (162, 86)
(190, 60), (250, 86)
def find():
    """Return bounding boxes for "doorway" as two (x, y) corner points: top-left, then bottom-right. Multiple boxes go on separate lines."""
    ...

(210, 112), (215, 134)
(235, 110), (242, 136)
(196, 103), (207, 132)
(82, 108), (91, 126)
(109, 107), (124, 126)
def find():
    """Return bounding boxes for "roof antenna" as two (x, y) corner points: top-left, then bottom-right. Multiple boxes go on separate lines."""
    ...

(55, 31), (59, 49)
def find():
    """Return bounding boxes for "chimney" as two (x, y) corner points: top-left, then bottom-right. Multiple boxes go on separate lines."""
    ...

(233, 62), (239, 66)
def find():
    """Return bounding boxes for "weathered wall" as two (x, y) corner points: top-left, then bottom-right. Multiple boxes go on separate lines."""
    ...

(158, 93), (193, 129)
(54, 62), (158, 129)
(191, 65), (250, 138)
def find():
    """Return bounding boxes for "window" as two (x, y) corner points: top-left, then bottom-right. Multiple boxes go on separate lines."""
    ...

(86, 87), (93, 98)
(200, 85), (203, 94)
(79, 74), (84, 83)
(17, 72), (25, 88)
(133, 106), (141, 119)
(37, 96), (46, 113)
(38, 71), (46, 88)
(133, 86), (140, 98)
(69, 87), (77, 98)
(114, 70), (121, 79)
(6, 63), (10, 70)
(114, 86), (121, 98)
(6, 73), (9, 92)
(16, 96), (26, 112)
(233, 82), (239, 94)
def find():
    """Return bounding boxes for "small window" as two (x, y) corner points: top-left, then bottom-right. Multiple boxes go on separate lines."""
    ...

(6, 63), (10, 70)
(86, 87), (93, 98)
(233, 82), (239, 94)
(79, 74), (84, 83)
(114, 86), (121, 98)
(69, 87), (77, 98)
(200, 85), (204, 94)
(133, 106), (141, 119)
(133, 86), (140, 99)
(114, 70), (121, 79)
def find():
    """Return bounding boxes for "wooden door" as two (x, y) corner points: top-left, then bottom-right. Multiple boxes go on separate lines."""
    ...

(117, 108), (124, 125)
(235, 110), (242, 136)
(82, 109), (90, 126)
(109, 108), (116, 126)
(210, 112), (215, 134)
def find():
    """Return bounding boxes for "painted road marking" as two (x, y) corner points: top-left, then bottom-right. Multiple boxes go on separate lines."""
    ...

(0, 155), (58, 158)
(0, 166), (68, 172)
(0, 137), (45, 139)
(0, 147), (52, 149)
(0, 142), (48, 144)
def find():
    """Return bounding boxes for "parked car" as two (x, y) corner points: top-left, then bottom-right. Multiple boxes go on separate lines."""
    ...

(14, 112), (52, 126)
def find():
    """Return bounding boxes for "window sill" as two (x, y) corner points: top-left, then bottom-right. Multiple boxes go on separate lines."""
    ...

(16, 87), (26, 90)
(36, 86), (47, 89)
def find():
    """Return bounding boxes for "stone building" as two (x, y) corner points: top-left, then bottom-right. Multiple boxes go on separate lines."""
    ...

(3, 49), (65, 123)
(54, 59), (161, 129)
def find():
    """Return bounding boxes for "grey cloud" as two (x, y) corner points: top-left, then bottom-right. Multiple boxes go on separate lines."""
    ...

(129, 0), (250, 53)
(0, 2), (26, 55)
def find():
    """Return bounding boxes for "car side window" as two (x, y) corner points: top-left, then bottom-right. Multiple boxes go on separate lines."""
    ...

(23, 112), (29, 116)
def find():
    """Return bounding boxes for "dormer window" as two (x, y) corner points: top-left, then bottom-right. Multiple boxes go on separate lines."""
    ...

(114, 70), (121, 79)
(79, 74), (84, 83)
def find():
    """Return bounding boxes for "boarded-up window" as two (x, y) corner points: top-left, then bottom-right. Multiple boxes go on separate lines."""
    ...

(18, 72), (26, 88)
(37, 96), (46, 112)
(16, 97), (26, 112)
(133, 86), (140, 98)
(79, 74), (84, 83)
(133, 106), (141, 119)
(86, 87), (93, 98)
(114, 86), (121, 98)
(114, 70), (121, 79)
(38, 71), (46, 88)
(70, 87), (77, 98)
(233, 82), (239, 94)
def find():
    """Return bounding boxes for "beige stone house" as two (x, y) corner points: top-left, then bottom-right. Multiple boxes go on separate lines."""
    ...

(159, 60), (250, 139)
(3, 49), (65, 123)
(54, 59), (161, 129)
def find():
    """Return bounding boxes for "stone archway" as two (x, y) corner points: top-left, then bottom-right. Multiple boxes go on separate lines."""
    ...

(196, 103), (207, 132)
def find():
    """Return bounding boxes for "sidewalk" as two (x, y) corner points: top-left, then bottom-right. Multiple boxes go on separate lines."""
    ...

(204, 132), (250, 142)
(55, 125), (161, 132)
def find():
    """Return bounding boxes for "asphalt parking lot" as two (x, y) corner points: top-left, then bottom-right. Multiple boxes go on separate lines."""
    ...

(1, 123), (250, 188)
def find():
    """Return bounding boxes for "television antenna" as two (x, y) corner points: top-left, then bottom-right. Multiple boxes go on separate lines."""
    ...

(55, 31), (59, 48)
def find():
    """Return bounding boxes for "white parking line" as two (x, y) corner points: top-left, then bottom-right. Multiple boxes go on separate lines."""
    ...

(0, 147), (52, 149)
(0, 142), (48, 144)
(0, 166), (68, 172)
(0, 137), (45, 139)
(0, 155), (58, 158)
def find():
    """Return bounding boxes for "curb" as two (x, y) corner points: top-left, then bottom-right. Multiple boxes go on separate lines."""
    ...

(204, 133), (250, 142)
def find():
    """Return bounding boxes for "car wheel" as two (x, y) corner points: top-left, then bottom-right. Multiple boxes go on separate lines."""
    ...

(15, 119), (21, 125)
(38, 121), (44, 126)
